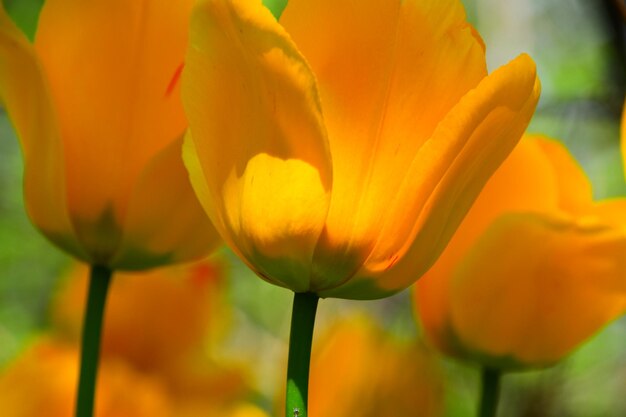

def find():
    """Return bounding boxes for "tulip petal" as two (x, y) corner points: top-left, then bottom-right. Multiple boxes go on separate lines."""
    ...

(450, 213), (626, 368)
(0, 8), (86, 259)
(534, 135), (593, 214)
(282, 0), (488, 284)
(0, 339), (173, 417)
(415, 137), (560, 355)
(323, 54), (540, 299)
(34, 0), (194, 238)
(309, 317), (445, 417)
(182, 0), (331, 291)
(588, 198), (626, 230)
(110, 137), (221, 270)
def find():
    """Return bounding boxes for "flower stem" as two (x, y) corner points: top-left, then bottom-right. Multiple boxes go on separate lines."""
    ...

(285, 292), (319, 417)
(76, 265), (113, 417)
(478, 367), (502, 417)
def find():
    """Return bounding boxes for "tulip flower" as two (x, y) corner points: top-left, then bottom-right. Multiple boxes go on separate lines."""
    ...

(183, 0), (540, 300)
(415, 135), (626, 416)
(0, 339), (173, 417)
(304, 316), (444, 417)
(0, 1), (221, 416)
(0, 258), (264, 417)
(0, 2), (218, 269)
(0, 337), (268, 417)
(182, 0), (540, 414)
(51, 259), (230, 373)
(50, 258), (251, 407)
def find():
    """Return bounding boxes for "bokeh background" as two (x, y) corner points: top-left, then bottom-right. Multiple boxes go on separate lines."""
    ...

(0, 0), (625, 415)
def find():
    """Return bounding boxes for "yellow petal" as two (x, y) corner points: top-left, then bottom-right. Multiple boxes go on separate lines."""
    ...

(588, 198), (626, 230)
(533, 135), (593, 214)
(322, 54), (540, 299)
(415, 137), (560, 355)
(415, 133), (626, 367)
(451, 213), (626, 368)
(282, 0), (487, 282)
(183, 0), (331, 291)
(308, 316), (445, 417)
(110, 137), (221, 270)
(34, 0), (194, 236)
(0, 7), (86, 258)
(52, 259), (230, 374)
(0, 339), (173, 417)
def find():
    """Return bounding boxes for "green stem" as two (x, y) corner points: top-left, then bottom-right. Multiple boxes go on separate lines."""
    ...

(285, 292), (319, 417)
(75, 265), (113, 417)
(478, 367), (502, 417)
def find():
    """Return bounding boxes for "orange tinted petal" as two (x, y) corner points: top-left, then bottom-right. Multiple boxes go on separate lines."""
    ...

(533, 135), (593, 214)
(415, 137), (558, 353)
(111, 137), (220, 270)
(35, 0), (194, 241)
(308, 316), (445, 417)
(588, 198), (626, 230)
(183, 0), (331, 291)
(323, 54), (540, 299)
(451, 213), (626, 368)
(0, 339), (172, 417)
(415, 273), (457, 357)
(0, 7), (86, 258)
(282, 0), (487, 283)
(52, 260), (228, 372)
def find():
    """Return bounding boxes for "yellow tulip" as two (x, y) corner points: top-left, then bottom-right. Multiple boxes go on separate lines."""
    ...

(182, 0), (540, 299)
(50, 258), (232, 375)
(9, 258), (266, 415)
(0, 0), (219, 269)
(0, 337), (274, 417)
(304, 316), (445, 417)
(415, 135), (626, 369)
(0, 339), (173, 417)
(50, 257), (257, 408)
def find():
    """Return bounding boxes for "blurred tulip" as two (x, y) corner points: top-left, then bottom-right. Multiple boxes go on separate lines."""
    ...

(50, 257), (250, 404)
(51, 259), (227, 370)
(416, 135), (626, 370)
(275, 315), (445, 417)
(0, 337), (270, 417)
(0, 0), (219, 269)
(0, 256), (272, 416)
(182, 0), (540, 299)
(0, 339), (172, 417)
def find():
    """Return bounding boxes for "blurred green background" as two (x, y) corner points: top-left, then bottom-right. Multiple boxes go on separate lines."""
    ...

(0, 0), (625, 416)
